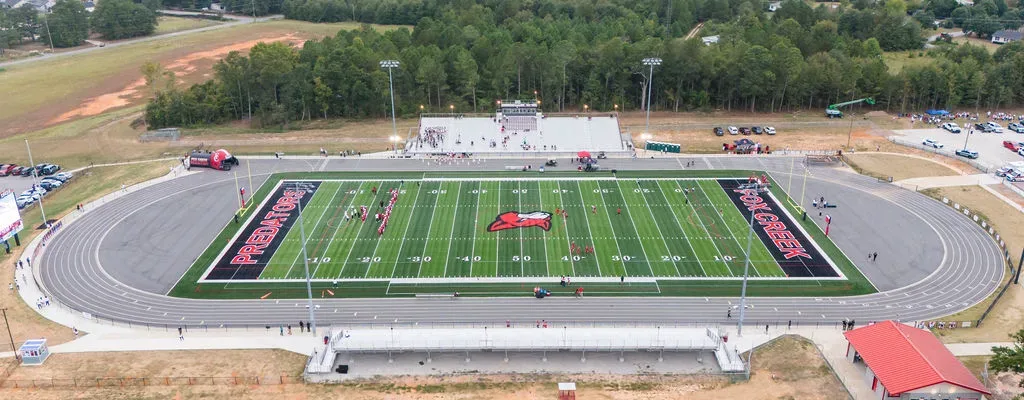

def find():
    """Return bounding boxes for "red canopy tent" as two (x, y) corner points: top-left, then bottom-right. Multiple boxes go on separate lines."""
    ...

(577, 151), (591, 159)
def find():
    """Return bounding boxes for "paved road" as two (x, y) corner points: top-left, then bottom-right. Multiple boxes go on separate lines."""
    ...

(0, 13), (281, 69)
(36, 156), (1004, 328)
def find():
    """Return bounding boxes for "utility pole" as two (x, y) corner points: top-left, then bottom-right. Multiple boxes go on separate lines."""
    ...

(295, 182), (316, 334)
(380, 60), (400, 155)
(641, 57), (662, 135)
(737, 198), (756, 337)
(25, 140), (48, 227)
(43, 16), (53, 52)
(2, 309), (16, 357)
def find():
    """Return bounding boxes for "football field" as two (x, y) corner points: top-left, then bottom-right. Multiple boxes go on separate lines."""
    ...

(198, 176), (843, 285)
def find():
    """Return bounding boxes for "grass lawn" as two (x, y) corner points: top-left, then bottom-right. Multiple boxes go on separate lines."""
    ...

(169, 170), (872, 299)
(953, 36), (1003, 53)
(153, 16), (223, 35)
(0, 19), (407, 138)
(883, 51), (935, 73)
(844, 153), (961, 181)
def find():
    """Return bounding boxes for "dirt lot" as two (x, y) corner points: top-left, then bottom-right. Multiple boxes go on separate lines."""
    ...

(958, 356), (1024, 400)
(924, 185), (1024, 343)
(0, 161), (176, 351)
(844, 153), (962, 181)
(0, 336), (846, 400)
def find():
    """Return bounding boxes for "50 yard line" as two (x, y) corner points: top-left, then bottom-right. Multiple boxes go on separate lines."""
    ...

(388, 180), (423, 278)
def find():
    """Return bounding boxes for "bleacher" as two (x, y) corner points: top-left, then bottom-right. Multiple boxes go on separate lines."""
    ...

(407, 113), (626, 154)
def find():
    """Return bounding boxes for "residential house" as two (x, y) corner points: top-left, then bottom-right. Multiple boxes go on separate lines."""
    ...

(701, 35), (719, 45)
(12, 0), (55, 12)
(84, 1), (94, 12)
(992, 29), (1022, 44)
(767, 1), (781, 11)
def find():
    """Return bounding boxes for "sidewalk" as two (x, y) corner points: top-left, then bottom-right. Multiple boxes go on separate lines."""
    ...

(893, 174), (1000, 190)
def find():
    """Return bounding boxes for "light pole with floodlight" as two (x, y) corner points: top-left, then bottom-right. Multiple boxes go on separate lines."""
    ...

(642, 57), (662, 135)
(380, 60), (400, 153)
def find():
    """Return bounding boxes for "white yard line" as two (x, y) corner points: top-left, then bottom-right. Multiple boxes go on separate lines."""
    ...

(387, 181), (423, 278)
(556, 181), (577, 276)
(442, 181), (463, 278)
(633, 181), (682, 277)
(469, 182), (481, 276)
(675, 180), (733, 276)
(310, 182), (364, 278)
(338, 181), (383, 279)
(611, 180), (655, 277)
(283, 183), (345, 278)
(415, 182), (444, 278)
(575, 181), (604, 276)
(655, 180), (708, 277)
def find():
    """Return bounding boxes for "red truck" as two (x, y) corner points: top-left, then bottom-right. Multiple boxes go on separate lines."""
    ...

(189, 149), (239, 171)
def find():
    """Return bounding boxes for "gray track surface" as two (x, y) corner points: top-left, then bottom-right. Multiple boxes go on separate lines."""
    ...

(38, 157), (1004, 327)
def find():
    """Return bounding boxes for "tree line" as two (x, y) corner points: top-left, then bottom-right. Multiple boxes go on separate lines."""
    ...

(144, 0), (1024, 129)
(0, 0), (157, 51)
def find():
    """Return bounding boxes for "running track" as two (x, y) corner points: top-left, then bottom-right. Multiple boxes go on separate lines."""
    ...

(36, 157), (1004, 328)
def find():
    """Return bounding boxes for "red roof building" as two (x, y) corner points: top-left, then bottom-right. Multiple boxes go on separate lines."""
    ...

(844, 320), (991, 399)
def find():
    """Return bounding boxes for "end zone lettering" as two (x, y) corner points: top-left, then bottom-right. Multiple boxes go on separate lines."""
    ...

(230, 190), (305, 265)
(207, 181), (321, 280)
(718, 179), (837, 278)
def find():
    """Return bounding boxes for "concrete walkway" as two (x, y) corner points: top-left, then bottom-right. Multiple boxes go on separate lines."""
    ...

(893, 174), (1001, 190)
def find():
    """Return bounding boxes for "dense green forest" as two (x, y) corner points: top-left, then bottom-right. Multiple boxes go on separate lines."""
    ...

(145, 0), (1024, 129)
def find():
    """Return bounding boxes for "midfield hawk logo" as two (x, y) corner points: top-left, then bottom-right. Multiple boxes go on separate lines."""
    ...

(487, 211), (552, 232)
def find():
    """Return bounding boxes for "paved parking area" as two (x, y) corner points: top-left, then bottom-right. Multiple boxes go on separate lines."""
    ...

(0, 175), (40, 195)
(894, 128), (1024, 168)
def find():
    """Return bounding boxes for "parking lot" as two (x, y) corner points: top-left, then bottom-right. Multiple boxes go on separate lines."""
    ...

(893, 128), (1024, 168)
(0, 174), (42, 196)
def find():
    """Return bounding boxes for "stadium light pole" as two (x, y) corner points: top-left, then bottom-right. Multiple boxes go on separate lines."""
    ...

(24, 140), (48, 227)
(294, 181), (316, 335)
(737, 198), (756, 337)
(642, 57), (662, 135)
(380, 60), (400, 153)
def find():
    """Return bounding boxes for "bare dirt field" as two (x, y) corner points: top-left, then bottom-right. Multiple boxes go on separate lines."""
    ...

(0, 161), (176, 350)
(0, 336), (846, 400)
(958, 356), (1024, 400)
(844, 153), (961, 181)
(925, 185), (1023, 343)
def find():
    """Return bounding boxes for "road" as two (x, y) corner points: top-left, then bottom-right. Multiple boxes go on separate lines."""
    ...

(36, 156), (1004, 329)
(0, 12), (282, 69)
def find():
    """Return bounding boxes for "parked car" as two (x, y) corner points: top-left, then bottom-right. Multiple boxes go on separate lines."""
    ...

(1004, 141), (1019, 151)
(752, 126), (763, 135)
(955, 149), (979, 159)
(0, 164), (15, 176)
(996, 167), (1012, 177)
(727, 126), (739, 135)
(941, 122), (962, 133)
(16, 197), (33, 209)
(714, 127), (724, 136)
(39, 181), (60, 190)
(985, 121), (1004, 133)
(19, 167), (35, 176)
(974, 123), (993, 133)
(923, 139), (944, 148)
(52, 172), (73, 181)
(35, 164), (59, 175)
(1009, 122), (1024, 133)
(1019, 147), (1024, 157)
(739, 127), (751, 135)
(764, 126), (776, 135)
